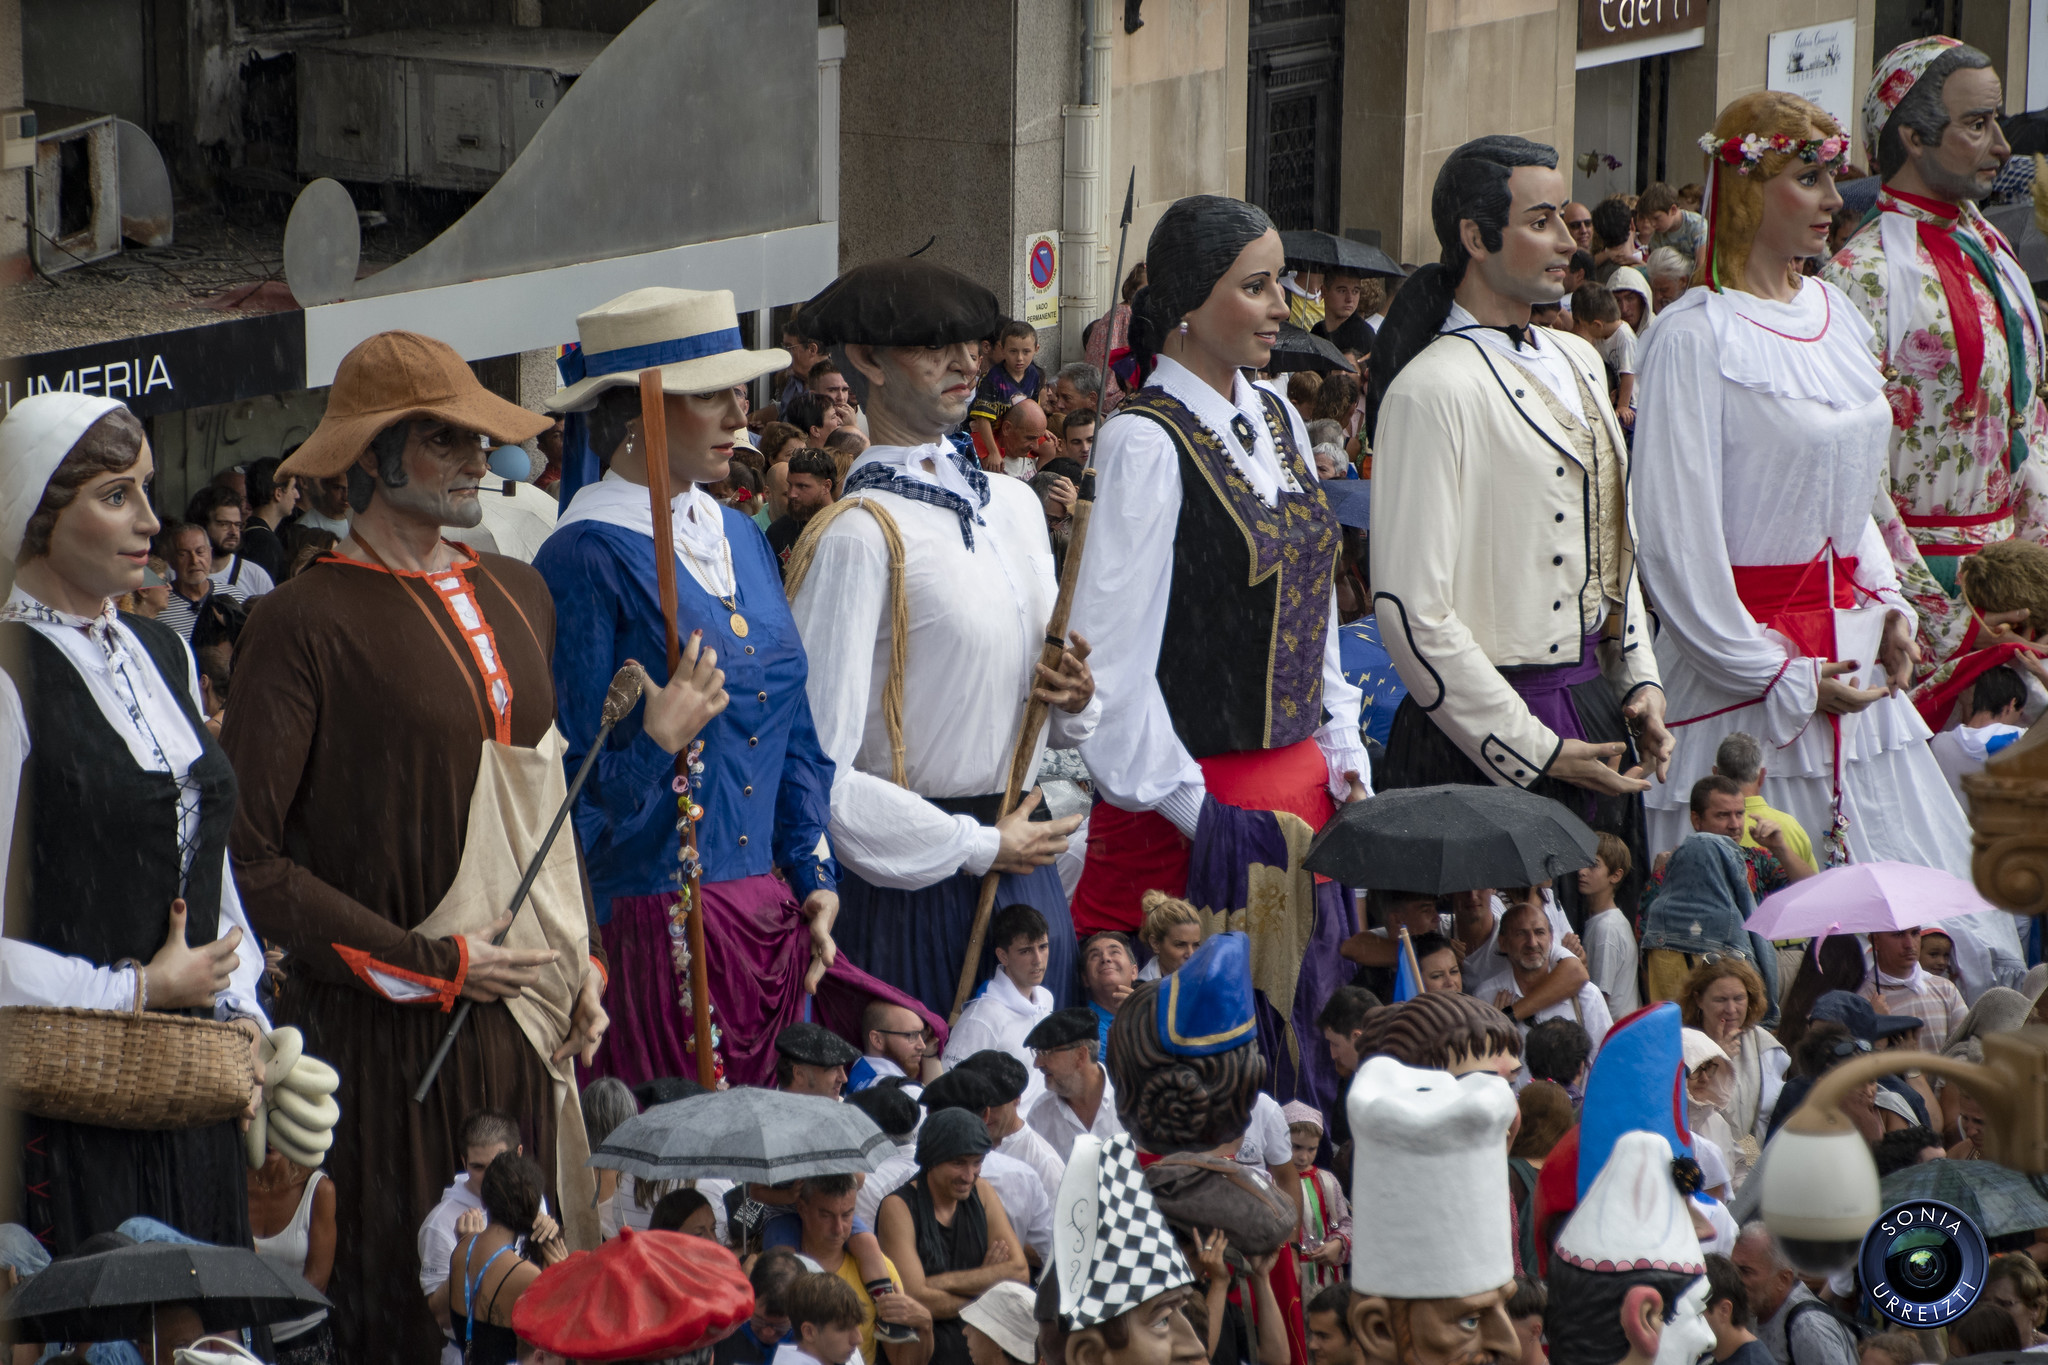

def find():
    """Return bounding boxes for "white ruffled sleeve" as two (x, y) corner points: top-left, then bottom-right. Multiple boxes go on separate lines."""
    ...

(1633, 311), (1820, 745)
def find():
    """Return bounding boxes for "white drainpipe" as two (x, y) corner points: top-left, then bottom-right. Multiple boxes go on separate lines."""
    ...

(818, 25), (846, 226)
(1060, 0), (1114, 355)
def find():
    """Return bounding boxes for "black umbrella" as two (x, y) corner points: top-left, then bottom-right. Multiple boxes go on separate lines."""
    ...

(2, 1242), (328, 1339)
(1303, 783), (1599, 892)
(1267, 323), (1356, 374)
(1279, 230), (1406, 280)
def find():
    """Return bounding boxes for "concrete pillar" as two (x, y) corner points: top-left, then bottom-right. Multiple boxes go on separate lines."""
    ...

(0, 0), (24, 283)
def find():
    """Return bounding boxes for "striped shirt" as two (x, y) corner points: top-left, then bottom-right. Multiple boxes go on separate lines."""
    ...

(157, 580), (248, 642)
(1861, 971), (1968, 1054)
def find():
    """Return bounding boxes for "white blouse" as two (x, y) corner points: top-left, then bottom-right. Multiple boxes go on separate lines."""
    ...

(790, 445), (1099, 889)
(1069, 357), (1367, 837)
(0, 587), (268, 1022)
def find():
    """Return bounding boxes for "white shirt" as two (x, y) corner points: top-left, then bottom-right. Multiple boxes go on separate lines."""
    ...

(790, 443), (1100, 888)
(1458, 893), (1574, 984)
(1445, 302), (1587, 424)
(1472, 967), (1613, 1069)
(1026, 1067), (1125, 1164)
(977, 1149), (1053, 1263)
(1582, 907), (1640, 1017)
(212, 556), (274, 597)
(775, 1346), (864, 1365)
(997, 1121), (1067, 1204)
(944, 972), (1053, 1109)
(1931, 722), (2026, 802)
(0, 588), (268, 1022)
(855, 1148), (921, 1228)
(1069, 357), (1367, 837)
(1234, 1093), (1294, 1172)
(445, 476), (562, 564)
(1596, 321), (1639, 378)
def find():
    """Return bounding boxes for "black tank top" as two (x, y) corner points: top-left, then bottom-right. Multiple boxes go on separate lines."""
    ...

(900, 1173), (988, 1365)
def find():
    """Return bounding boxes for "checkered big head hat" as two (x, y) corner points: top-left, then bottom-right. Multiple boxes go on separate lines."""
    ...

(1053, 1134), (1194, 1329)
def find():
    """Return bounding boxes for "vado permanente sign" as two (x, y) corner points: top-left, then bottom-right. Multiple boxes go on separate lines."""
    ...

(1580, 0), (1705, 54)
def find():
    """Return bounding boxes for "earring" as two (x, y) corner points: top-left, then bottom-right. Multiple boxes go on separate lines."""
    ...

(1178, 320), (1190, 336)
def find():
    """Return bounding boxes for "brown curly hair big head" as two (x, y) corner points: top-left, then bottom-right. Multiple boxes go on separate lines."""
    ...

(1700, 91), (1843, 291)
(1105, 975), (1264, 1153)
(1358, 990), (1522, 1074)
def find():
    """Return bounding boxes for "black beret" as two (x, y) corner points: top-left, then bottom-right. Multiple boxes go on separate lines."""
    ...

(1024, 1008), (1099, 1051)
(921, 1067), (999, 1116)
(955, 1050), (1029, 1106)
(775, 1021), (860, 1068)
(795, 258), (1003, 348)
(917, 1106), (993, 1168)
(844, 1083), (921, 1139)
(632, 1076), (707, 1108)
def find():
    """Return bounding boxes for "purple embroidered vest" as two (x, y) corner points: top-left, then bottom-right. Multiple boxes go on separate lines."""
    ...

(1118, 385), (1340, 757)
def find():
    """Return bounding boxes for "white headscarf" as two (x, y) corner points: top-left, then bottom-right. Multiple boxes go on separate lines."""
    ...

(0, 394), (125, 563)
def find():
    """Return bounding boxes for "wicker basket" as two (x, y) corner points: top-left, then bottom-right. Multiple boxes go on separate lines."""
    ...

(0, 1006), (257, 1130)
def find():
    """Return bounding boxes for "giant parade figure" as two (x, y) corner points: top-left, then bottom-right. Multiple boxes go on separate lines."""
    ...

(1824, 37), (2048, 726)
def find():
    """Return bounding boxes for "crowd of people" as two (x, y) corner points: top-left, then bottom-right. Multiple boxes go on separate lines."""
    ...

(5, 29), (2048, 1365)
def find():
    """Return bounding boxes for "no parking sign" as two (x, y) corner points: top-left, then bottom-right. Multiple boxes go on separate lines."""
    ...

(1023, 231), (1059, 328)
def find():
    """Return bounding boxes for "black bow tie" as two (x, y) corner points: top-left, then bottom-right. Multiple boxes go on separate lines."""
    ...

(1492, 324), (1530, 350)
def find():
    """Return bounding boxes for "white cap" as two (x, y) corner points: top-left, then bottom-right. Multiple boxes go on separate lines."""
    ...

(1555, 1130), (1706, 1275)
(960, 1282), (1039, 1363)
(1348, 1056), (1517, 1299)
(0, 393), (124, 563)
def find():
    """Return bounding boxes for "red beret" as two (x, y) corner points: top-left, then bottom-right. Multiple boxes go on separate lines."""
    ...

(511, 1227), (754, 1362)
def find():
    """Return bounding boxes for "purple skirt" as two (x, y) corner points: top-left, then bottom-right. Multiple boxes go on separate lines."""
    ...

(581, 874), (944, 1091)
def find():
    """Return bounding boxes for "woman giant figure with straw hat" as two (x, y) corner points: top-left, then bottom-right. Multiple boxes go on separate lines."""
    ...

(535, 287), (941, 1090)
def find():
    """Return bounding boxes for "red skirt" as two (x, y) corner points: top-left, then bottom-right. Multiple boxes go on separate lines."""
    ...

(1070, 738), (1335, 937)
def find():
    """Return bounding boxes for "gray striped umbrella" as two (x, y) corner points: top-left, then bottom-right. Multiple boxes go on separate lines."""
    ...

(588, 1088), (892, 1183)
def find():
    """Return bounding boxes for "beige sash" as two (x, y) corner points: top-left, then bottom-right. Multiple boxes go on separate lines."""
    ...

(414, 725), (599, 1250)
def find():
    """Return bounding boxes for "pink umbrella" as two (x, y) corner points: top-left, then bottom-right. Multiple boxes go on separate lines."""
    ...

(1747, 861), (2002, 938)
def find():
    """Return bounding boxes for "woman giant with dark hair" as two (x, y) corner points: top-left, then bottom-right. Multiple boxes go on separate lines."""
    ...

(1066, 196), (1367, 1112)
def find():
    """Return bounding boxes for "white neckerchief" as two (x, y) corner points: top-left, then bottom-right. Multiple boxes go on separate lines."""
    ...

(987, 969), (1051, 1019)
(1877, 962), (1926, 991)
(1281, 272), (1320, 302)
(1442, 301), (1586, 424)
(846, 440), (984, 506)
(557, 468), (733, 597)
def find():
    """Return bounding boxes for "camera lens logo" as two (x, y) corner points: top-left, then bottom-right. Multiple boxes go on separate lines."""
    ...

(1859, 1199), (1989, 1328)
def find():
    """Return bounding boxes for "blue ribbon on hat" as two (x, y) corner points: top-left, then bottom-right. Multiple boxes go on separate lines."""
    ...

(553, 327), (747, 508)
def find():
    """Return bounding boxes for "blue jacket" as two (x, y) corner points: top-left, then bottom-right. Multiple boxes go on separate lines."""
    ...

(534, 509), (838, 911)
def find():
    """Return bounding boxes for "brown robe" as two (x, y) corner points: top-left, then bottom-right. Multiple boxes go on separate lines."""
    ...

(223, 547), (604, 1365)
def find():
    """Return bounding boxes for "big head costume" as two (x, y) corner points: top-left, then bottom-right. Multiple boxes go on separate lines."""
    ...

(1067, 194), (1366, 1116)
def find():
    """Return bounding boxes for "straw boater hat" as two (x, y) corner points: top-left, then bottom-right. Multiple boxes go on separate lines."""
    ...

(281, 331), (551, 479)
(548, 287), (790, 413)
(1349, 1055), (1518, 1300)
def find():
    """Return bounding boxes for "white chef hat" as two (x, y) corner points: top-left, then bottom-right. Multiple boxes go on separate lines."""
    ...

(0, 394), (126, 563)
(1555, 1130), (1707, 1276)
(1348, 1055), (1518, 1299)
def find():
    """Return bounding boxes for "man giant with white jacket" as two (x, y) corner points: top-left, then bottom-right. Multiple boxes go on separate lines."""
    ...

(1368, 135), (1673, 915)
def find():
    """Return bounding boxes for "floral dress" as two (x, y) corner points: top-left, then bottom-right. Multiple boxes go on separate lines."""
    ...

(1822, 190), (2048, 715)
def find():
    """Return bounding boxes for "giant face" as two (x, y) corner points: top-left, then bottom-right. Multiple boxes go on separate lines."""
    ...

(1348, 1285), (1521, 1365)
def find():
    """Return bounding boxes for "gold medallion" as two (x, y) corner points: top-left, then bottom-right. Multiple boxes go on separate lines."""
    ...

(731, 612), (750, 638)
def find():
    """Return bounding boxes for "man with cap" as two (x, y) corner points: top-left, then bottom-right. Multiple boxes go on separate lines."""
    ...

(224, 331), (633, 1364)
(1024, 1007), (1125, 1163)
(917, 1069), (1054, 1272)
(1825, 38), (2048, 730)
(777, 1020), (862, 1099)
(878, 1107), (1030, 1365)
(784, 257), (1098, 1018)
(512, 1224), (753, 1364)
(1762, 991), (1930, 1139)
(955, 1050), (1067, 1206)
(1345, 1056), (1523, 1365)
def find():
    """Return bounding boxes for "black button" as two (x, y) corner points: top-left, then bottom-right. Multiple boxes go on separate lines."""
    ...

(1555, 513), (1565, 523)
(744, 785), (754, 796)
(1628, 625), (1636, 633)
(1550, 644), (1559, 653)
(1515, 769), (1525, 778)
(757, 690), (768, 703)
(745, 645), (755, 655)
(738, 834), (748, 846)
(1552, 555), (1563, 565)
(1553, 601), (1562, 610)
(1555, 467), (1564, 476)
(1516, 389), (1525, 397)
(749, 736), (759, 747)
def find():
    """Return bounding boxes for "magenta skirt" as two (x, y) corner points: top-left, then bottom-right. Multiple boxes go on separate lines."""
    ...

(581, 874), (946, 1091)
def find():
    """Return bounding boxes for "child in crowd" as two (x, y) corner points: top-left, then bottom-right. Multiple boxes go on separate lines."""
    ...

(1929, 663), (2029, 802)
(778, 1271), (870, 1365)
(1577, 832), (1639, 1017)
(1505, 1276), (1547, 1365)
(1136, 890), (1203, 982)
(1284, 1102), (1351, 1301)
(968, 321), (1043, 458)
(1568, 283), (1636, 428)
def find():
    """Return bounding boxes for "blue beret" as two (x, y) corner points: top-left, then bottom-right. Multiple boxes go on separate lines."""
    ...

(1155, 932), (1256, 1057)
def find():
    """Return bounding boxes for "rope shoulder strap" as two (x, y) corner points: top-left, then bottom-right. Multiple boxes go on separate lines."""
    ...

(783, 495), (912, 789)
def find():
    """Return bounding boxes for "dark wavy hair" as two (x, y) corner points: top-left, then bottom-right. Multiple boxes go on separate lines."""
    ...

(1358, 989), (1523, 1072)
(1127, 195), (1274, 378)
(1544, 1261), (1697, 1365)
(1365, 135), (1558, 435)
(1105, 975), (1263, 1153)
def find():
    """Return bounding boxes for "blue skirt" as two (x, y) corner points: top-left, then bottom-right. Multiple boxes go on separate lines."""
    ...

(835, 863), (1077, 1020)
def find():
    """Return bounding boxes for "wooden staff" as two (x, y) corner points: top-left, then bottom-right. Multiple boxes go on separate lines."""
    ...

(640, 368), (718, 1088)
(951, 470), (1099, 1025)
(1397, 925), (1425, 998)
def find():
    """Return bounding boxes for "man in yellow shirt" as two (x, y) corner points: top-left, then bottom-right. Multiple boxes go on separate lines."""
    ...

(1713, 732), (1815, 875)
(792, 1173), (933, 1365)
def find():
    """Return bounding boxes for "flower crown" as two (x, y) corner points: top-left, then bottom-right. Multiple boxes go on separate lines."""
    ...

(1695, 131), (1850, 175)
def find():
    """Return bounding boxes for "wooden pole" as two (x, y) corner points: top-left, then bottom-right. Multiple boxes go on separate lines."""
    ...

(950, 471), (1100, 1025)
(1398, 925), (1424, 997)
(640, 369), (718, 1088)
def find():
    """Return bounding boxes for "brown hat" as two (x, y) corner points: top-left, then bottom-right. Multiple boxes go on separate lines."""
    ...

(283, 331), (551, 479)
